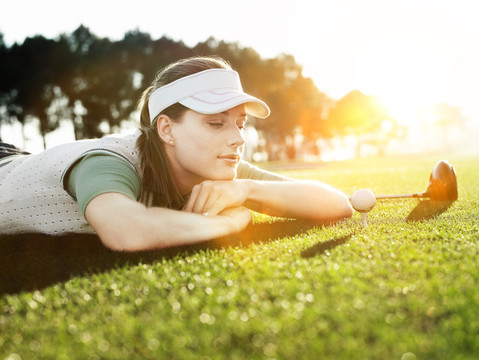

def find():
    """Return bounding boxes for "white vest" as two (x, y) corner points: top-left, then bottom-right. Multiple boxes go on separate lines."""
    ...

(0, 131), (150, 235)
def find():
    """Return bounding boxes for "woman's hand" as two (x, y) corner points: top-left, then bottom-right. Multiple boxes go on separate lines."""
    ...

(183, 180), (250, 216)
(219, 206), (252, 232)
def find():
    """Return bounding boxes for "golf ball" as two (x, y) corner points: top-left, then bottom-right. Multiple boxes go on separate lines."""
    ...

(351, 189), (376, 212)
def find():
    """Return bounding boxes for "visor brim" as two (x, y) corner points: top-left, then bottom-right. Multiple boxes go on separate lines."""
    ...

(179, 90), (270, 118)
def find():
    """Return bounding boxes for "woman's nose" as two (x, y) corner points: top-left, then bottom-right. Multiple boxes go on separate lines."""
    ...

(228, 126), (245, 147)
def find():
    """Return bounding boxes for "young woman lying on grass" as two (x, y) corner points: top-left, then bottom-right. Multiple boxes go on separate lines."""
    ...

(0, 56), (352, 251)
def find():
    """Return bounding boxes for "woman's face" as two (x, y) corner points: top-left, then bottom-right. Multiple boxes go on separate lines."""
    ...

(166, 104), (247, 194)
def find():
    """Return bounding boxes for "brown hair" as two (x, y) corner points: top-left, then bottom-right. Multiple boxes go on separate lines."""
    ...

(136, 56), (231, 208)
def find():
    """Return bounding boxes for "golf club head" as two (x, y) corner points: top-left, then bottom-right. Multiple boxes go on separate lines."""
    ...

(424, 160), (458, 202)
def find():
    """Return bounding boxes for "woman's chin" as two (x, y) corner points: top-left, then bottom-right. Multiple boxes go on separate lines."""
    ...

(210, 168), (237, 181)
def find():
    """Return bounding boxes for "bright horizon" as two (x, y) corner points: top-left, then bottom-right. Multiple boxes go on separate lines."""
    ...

(1, 0), (478, 132)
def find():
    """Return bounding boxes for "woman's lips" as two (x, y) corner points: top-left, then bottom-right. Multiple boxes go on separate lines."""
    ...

(218, 154), (240, 165)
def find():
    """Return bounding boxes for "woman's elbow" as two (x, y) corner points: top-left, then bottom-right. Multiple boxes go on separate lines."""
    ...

(98, 228), (149, 252)
(93, 215), (159, 252)
(86, 195), (161, 252)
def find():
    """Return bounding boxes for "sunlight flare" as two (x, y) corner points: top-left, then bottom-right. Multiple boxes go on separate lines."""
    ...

(356, 43), (449, 126)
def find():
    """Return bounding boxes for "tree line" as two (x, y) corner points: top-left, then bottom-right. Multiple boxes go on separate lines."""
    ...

(0, 25), (392, 153)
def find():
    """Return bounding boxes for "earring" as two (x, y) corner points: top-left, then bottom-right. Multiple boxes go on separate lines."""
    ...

(169, 140), (174, 145)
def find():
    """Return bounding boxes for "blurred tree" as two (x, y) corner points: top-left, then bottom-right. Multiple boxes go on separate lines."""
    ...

(61, 26), (109, 139)
(0, 34), (25, 144)
(0, 32), (10, 141)
(0, 32), (4, 54)
(1, 36), (61, 148)
(59, 26), (146, 139)
(0, 33), (6, 89)
(122, 30), (193, 109)
(252, 54), (334, 159)
(289, 76), (334, 141)
(326, 90), (392, 157)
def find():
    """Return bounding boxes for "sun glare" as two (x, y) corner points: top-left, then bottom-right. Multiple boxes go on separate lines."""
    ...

(356, 43), (449, 127)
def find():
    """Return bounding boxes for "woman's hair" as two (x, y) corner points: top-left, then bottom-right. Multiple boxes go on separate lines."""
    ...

(137, 56), (231, 208)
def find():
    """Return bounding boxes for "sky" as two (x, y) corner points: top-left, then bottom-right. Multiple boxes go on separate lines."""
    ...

(1, 0), (478, 131)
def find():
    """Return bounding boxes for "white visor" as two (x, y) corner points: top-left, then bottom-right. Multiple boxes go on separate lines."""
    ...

(148, 69), (270, 122)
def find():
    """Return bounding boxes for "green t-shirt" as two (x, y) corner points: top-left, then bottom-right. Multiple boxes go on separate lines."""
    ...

(68, 154), (286, 218)
(67, 154), (141, 217)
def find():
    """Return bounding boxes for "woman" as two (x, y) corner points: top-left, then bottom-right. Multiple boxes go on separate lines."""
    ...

(0, 56), (352, 251)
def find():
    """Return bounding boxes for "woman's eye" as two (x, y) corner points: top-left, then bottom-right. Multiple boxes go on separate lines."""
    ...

(209, 122), (223, 128)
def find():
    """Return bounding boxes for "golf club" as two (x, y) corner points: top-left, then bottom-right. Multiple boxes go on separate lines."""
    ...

(374, 160), (458, 202)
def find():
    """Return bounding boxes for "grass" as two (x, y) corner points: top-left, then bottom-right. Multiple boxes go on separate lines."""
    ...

(1, 155), (478, 359)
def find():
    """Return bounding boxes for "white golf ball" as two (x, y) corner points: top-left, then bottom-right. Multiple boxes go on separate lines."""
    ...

(351, 189), (376, 212)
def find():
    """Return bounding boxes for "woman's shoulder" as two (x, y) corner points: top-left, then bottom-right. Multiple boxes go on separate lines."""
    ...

(237, 160), (288, 181)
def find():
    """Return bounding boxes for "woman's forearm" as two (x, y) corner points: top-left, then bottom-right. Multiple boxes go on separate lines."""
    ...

(241, 179), (353, 222)
(136, 206), (249, 250)
(86, 193), (251, 251)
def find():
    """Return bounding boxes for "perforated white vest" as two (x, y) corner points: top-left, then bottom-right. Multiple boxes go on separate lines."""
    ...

(0, 131), (149, 235)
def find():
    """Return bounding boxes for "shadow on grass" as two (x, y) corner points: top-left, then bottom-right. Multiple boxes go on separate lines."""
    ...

(0, 219), (324, 296)
(406, 200), (454, 222)
(300, 233), (353, 258)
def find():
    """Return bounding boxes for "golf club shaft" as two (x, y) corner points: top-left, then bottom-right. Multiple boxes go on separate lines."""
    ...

(348, 192), (427, 201)
(375, 192), (427, 200)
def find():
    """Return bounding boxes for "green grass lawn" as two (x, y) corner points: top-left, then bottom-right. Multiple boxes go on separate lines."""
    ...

(1, 155), (478, 359)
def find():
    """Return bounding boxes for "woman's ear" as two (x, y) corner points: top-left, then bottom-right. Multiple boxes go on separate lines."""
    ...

(156, 115), (175, 145)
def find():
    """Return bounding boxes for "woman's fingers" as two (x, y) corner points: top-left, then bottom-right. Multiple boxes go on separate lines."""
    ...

(183, 180), (248, 216)
(196, 181), (222, 214)
(184, 181), (219, 214)
(190, 182), (211, 214)
(182, 186), (198, 212)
